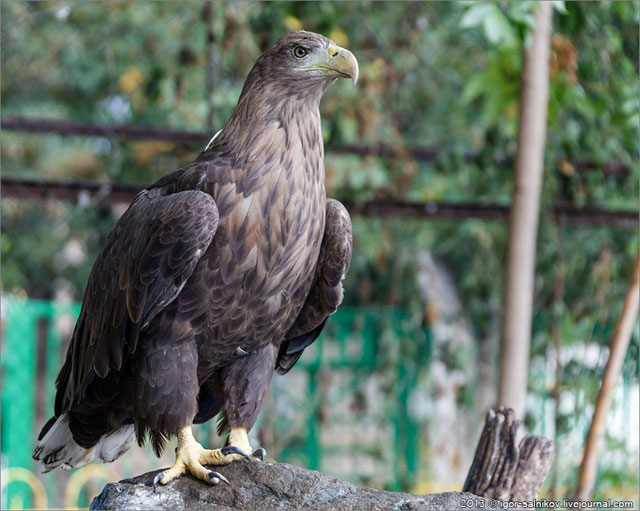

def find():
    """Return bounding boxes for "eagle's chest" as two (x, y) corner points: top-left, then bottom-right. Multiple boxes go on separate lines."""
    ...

(212, 119), (325, 288)
(215, 160), (325, 289)
(191, 154), (325, 358)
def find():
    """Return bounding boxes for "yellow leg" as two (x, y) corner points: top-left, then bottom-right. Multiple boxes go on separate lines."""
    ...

(154, 426), (248, 487)
(227, 426), (267, 461)
(228, 427), (252, 454)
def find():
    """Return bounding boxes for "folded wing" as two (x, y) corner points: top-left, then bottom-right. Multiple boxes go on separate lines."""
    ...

(276, 199), (352, 374)
(56, 189), (219, 415)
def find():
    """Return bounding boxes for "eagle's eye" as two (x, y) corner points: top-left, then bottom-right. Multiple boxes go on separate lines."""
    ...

(293, 46), (308, 58)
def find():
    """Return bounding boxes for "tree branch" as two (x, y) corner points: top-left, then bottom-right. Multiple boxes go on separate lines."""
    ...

(575, 254), (640, 500)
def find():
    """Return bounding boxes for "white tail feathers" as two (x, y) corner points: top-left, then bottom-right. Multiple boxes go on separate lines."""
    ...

(33, 414), (135, 473)
(96, 424), (136, 463)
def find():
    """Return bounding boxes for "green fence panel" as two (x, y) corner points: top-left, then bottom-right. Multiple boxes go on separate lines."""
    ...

(1, 297), (431, 507)
(1, 297), (81, 509)
(277, 306), (430, 491)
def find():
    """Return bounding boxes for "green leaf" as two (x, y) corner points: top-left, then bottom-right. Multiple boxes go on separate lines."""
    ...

(483, 5), (518, 47)
(460, 3), (494, 29)
(461, 73), (484, 103)
(505, 2), (537, 29)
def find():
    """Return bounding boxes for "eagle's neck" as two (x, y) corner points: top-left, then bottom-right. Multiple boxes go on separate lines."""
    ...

(222, 89), (322, 147)
(202, 86), (325, 181)
(185, 84), (327, 278)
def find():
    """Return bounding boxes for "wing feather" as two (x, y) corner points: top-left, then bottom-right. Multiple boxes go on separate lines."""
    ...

(56, 189), (219, 414)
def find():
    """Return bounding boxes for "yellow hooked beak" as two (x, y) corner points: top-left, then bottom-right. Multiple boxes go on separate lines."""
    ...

(326, 45), (359, 86)
(300, 44), (359, 86)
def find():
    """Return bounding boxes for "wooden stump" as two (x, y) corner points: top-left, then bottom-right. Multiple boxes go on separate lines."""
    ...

(463, 407), (554, 502)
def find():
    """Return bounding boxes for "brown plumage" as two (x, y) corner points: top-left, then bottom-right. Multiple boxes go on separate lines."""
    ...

(33, 31), (357, 484)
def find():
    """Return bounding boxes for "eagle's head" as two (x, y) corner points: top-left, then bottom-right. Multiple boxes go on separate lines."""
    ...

(242, 31), (359, 101)
(267, 31), (358, 86)
(207, 30), (359, 153)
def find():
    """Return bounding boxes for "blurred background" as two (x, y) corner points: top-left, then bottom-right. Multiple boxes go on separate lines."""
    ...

(1, 1), (638, 509)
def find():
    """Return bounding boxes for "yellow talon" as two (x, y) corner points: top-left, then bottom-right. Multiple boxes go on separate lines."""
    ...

(154, 426), (243, 487)
(152, 426), (262, 488)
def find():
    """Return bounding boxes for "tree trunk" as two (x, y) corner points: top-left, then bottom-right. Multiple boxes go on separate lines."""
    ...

(574, 254), (640, 500)
(498, 3), (553, 419)
(464, 407), (554, 501)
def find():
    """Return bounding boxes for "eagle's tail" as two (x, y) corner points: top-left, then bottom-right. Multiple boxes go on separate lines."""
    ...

(32, 414), (135, 473)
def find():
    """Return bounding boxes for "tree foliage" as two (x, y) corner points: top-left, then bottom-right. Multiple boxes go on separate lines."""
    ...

(1, 1), (638, 500)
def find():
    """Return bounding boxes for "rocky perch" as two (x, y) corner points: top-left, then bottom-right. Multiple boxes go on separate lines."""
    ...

(90, 460), (489, 510)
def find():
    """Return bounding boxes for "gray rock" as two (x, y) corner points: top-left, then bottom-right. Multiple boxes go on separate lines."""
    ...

(90, 460), (491, 510)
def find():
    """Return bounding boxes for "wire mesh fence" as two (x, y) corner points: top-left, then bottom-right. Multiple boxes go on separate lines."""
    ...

(1, 296), (431, 509)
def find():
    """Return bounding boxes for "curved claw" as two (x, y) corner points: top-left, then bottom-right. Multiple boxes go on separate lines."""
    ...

(208, 471), (230, 485)
(152, 472), (164, 491)
(221, 445), (250, 461)
(252, 448), (267, 461)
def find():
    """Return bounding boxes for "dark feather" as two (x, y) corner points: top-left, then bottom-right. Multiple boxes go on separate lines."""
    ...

(276, 319), (328, 375)
(56, 189), (218, 412)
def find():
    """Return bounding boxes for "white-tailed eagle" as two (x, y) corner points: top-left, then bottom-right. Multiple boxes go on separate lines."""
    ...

(33, 31), (357, 486)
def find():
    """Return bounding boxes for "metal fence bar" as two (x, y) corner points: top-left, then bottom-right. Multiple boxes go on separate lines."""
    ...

(2, 176), (637, 228)
(1, 117), (631, 176)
